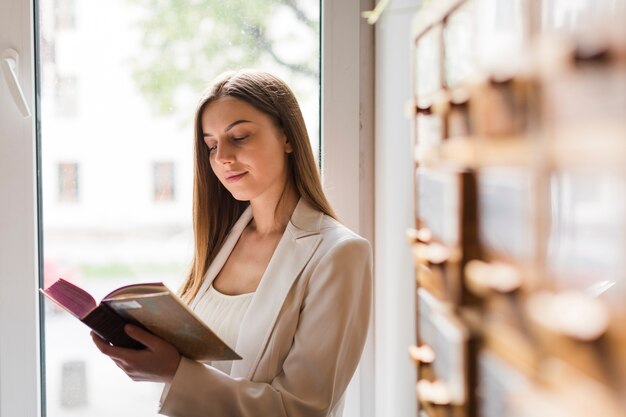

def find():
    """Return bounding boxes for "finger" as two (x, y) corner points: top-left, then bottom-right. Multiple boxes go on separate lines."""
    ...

(112, 358), (129, 372)
(91, 332), (116, 354)
(124, 324), (164, 350)
(91, 332), (130, 359)
(91, 331), (110, 353)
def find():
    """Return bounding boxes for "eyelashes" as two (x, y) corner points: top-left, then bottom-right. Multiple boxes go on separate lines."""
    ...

(207, 135), (249, 153)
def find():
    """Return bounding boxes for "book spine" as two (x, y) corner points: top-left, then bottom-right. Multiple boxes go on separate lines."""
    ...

(82, 303), (145, 350)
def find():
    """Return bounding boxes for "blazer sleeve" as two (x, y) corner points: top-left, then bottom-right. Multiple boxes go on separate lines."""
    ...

(158, 236), (373, 417)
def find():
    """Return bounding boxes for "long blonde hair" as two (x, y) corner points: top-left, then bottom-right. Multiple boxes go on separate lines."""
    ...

(179, 70), (337, 303)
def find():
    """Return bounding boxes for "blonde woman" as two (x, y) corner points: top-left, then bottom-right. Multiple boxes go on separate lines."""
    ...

(92, 70), (372, 417)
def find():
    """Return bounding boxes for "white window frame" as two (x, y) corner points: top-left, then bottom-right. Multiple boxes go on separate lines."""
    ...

(321, 1), (375, 416)
(371, 2), (420, 416)
(0, 0), (41, 416)
(0, 0), (376, 416)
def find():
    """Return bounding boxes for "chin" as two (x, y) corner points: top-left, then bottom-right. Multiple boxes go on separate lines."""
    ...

(226, 188), (256, 202)
(230, 194), (252, 202)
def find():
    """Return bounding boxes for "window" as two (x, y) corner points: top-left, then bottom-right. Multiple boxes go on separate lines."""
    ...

(0, 1), (372, 416)
(153, 161), (175, 202)
(54, 0), (76, 30)
(37, 0), (321, 416)
(58, 162), (79, 202)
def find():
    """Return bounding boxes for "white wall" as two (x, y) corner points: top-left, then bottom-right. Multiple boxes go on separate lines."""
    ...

(374, 1), (422, 416)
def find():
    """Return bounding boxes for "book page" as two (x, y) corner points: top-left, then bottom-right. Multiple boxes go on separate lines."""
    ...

(41, 278), (97, 319)
(104, 282), (168, 299)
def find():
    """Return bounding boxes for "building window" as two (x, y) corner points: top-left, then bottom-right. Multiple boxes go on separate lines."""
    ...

(58, 162), (79, 202)
(153, 161), (175, 202)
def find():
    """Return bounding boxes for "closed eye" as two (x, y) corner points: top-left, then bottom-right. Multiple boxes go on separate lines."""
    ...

(206, 134), (248, 153)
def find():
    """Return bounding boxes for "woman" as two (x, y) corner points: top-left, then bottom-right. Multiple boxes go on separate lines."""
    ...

(92, 70), (372, 417)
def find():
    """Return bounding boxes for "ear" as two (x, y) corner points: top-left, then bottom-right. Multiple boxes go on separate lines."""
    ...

(281, 130), (293, 154)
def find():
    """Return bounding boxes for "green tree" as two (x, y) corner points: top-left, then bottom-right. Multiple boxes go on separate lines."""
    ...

(129, 0), (319, 114)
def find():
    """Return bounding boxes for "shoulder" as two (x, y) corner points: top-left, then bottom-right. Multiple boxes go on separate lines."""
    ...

(290, 198), (370, 251)
(319, 215), (365, 242)
(289, 198), (371, 261)
(315, 215), (371, 263)
(300, 214), (372, 298)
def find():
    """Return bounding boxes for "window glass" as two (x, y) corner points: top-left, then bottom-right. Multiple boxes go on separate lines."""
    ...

(38, 0), (320, 415)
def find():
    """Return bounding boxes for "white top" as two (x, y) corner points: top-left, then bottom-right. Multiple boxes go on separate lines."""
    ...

(193, 283), (255, 375)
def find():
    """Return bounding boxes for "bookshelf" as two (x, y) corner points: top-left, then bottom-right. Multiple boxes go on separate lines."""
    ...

(407, 1), (626, 416)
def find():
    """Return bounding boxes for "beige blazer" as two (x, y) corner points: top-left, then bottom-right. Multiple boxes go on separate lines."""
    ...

(159, 198), (372, 417)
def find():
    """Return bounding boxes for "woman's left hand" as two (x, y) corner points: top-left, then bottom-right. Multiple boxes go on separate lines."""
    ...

(91, 324), (181, 383)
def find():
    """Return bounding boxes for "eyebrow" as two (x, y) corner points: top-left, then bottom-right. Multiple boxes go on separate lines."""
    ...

(203, 119), (253, 137)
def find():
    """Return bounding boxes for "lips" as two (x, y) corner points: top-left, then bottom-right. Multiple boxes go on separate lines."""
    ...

(225, 172), (247, 183)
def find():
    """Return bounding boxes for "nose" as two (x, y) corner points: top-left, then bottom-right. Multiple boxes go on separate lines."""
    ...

(214, 142), (235, 165)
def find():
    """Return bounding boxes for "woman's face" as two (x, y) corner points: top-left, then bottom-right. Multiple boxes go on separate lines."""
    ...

(201, 96), (292, 202)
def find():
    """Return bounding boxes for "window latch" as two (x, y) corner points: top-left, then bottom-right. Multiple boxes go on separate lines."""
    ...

(1, 48), (31, 118)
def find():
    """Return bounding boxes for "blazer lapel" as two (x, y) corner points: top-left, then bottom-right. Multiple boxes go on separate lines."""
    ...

(231, 198), (323, 379)
(190, 206), (253, 310)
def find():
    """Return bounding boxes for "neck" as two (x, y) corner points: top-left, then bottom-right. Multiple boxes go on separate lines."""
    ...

(249, 185), (299, 236)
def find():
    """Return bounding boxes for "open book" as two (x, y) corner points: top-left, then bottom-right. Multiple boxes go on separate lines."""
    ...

(41, 279), (240, 362)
